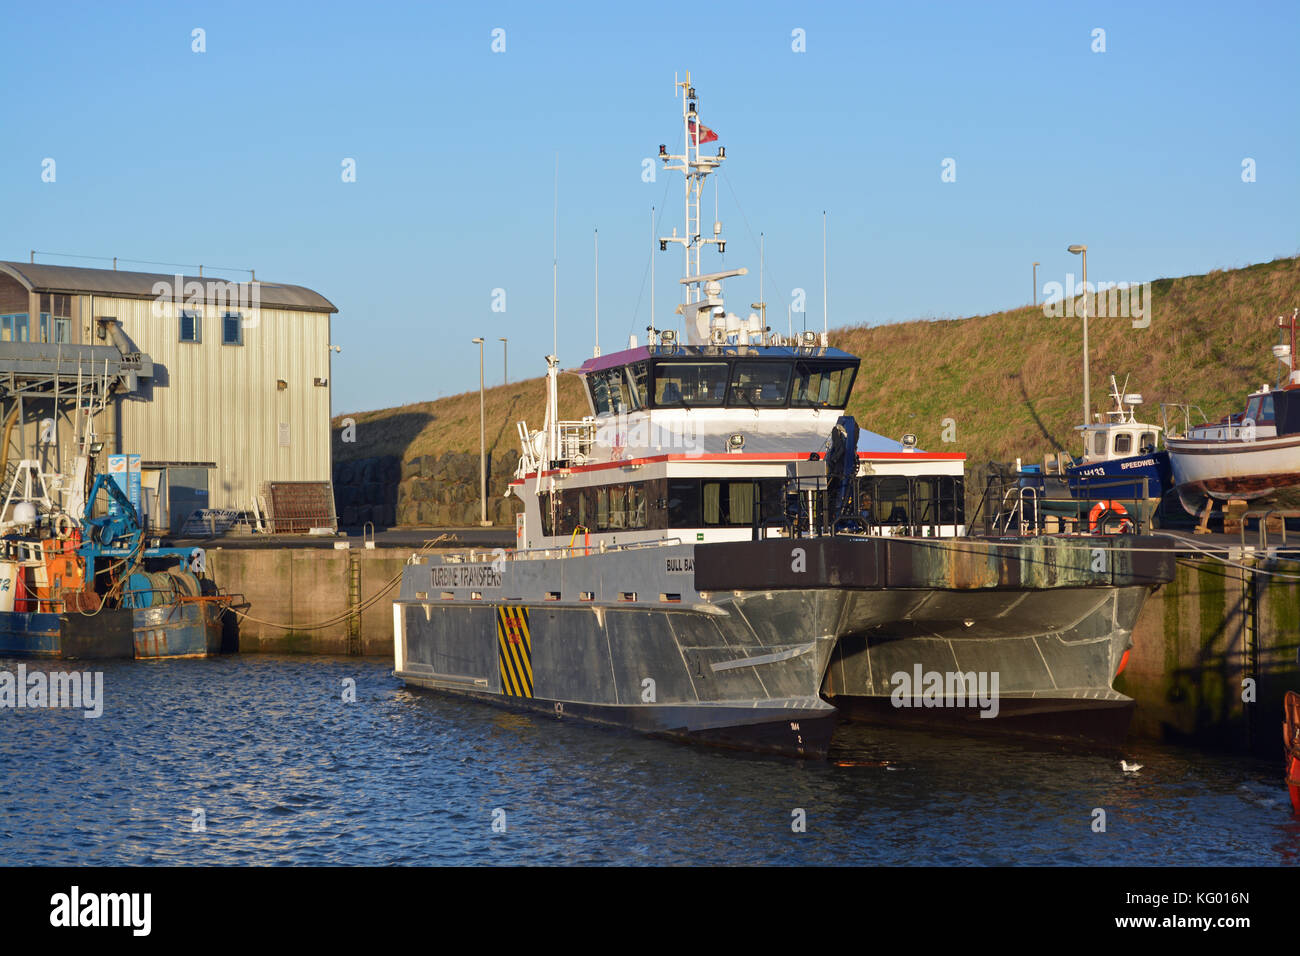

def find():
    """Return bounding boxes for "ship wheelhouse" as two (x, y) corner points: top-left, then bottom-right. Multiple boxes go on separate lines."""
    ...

(580, 344), (859, 416)
(510, 341), (966, 549)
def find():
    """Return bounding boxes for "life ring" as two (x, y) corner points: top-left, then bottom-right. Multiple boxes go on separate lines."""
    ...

(1088, 500), (1133, 534)
(53, 513), (76, 541)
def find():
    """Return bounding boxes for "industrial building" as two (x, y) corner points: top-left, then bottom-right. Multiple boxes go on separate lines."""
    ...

(0, 260), (338, 532)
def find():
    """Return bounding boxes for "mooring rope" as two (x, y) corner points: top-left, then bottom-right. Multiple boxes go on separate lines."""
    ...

(228, 534), (452, 632)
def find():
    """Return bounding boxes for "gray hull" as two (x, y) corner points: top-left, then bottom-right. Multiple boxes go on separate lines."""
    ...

(394, 535), (1175, 756)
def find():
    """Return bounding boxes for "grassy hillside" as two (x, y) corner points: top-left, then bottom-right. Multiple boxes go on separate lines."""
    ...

(334, 256), (1300, 470)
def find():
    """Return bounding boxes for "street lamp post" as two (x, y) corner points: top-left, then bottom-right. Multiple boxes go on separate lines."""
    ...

(1032, 261), (1040, 307)
(472, 337), (489, 526)
(1068, 244), (1089, 425)
(499, 337), (508, 385)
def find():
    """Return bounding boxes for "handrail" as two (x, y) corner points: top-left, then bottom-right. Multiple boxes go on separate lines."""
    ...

(1240, 509), (1298, 551)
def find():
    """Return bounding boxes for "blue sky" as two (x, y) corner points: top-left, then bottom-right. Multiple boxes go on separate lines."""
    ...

(3, 0), (1297, 414)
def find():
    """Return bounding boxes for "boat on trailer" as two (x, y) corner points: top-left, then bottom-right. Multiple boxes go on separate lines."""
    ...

(392, 72), (1176, 757)
(1165, 308), (1300, 519)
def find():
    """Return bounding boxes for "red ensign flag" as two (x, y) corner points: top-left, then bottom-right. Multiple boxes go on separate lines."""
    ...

(688, 120), (718, 145)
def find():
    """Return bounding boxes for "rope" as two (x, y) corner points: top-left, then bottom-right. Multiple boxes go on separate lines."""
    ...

(228, 535), (452, 631)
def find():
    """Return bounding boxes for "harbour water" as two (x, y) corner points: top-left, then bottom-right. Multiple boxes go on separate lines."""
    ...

(1, 655), (1295, 866)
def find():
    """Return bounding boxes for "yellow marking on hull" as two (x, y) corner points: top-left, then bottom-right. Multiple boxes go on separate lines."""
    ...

(496, 605), (533, 698)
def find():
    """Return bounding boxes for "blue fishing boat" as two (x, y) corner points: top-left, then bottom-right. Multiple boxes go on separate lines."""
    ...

(1018, 376), (1174, 517)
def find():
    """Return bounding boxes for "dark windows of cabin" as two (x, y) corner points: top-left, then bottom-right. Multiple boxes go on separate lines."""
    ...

(545, 482), (652, 535)
(587, 364), (648, 416)
(728, 362), (792, 408)
(666, 479), (700, 527)
(700, 479), (786, 526)
(626, 361), (649, 408)
(652, 362), (729, 408)
(588, 357), (859, 414)
(542, 474), (961, 537)
(790, 362), (855, 407)
(541, 477), (789, 536)
(1114, 432), (1132, 455)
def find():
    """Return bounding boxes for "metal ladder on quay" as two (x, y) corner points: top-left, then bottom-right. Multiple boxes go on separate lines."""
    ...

(346, 550), (363, 656)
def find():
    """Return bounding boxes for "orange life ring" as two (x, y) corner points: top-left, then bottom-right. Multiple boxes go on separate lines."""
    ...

(1088, 500), (1132, 533)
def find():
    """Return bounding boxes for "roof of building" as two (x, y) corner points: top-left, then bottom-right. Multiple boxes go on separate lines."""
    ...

(0, 261), (337, 313)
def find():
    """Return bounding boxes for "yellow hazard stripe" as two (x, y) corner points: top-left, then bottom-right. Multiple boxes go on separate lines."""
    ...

(496, 605), (533, 698)
(509, 607), (533, 696)
(496, 608), (520, 695)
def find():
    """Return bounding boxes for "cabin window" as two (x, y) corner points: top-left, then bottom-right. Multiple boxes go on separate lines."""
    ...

(1259, 395), (1275, 424)
(1114, 433), (1132, 455)
(790, 363), (856, 408)
(1093, 432), (1107, 456)
(179, 310), (202, 343)
(626, 362), (649, 408)
(698, 479), (783, 527)
(652, 362), (728, 407)
(589, 371), (612, 414)
(667, 479), (701, 527)
(728, 362), (792, 408)
(1139, 431), (1156, 451)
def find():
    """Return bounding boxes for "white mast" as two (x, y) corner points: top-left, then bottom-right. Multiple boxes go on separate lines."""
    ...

(649, 206), (656, 340)
(822, 210), (828, 345)
(552, 154), (558, 358)
(593, 228), (600, 358)
(657, 71), (745, 345)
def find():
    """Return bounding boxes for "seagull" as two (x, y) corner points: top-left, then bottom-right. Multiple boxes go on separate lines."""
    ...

(1121, 760), (1143, 774)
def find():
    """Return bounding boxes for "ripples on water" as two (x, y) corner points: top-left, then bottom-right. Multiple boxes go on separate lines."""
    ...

(1, 655), (1295, 866)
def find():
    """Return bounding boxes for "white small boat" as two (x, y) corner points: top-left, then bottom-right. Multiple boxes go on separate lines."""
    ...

(1165, 308), (1300, 515)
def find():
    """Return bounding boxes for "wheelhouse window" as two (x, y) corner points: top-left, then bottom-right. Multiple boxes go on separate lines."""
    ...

(1248, 394), (1276, 424)
(652, 362), (728, 407)
(1139, 431), (1156, 451)
(222, 312), (243, 346)
(626, 361), (649, 408)
(180, 310), (202, 343)
(586, 367), (638, 415)
(1114, 432), (1132, 455)
(790, 362), (855, 408)
(1093, 432), (1107, 456)
(728, 362), (792, 408)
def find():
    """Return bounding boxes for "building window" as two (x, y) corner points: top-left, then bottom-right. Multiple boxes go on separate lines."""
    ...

(180, 310), (202, 343)
(0, 313), (30, 342)
(222, 312), (243, 346)
(37, 313), (71, 343)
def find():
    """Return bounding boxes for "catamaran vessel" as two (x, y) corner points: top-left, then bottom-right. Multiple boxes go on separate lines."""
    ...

(392, 73), (1176, 757)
